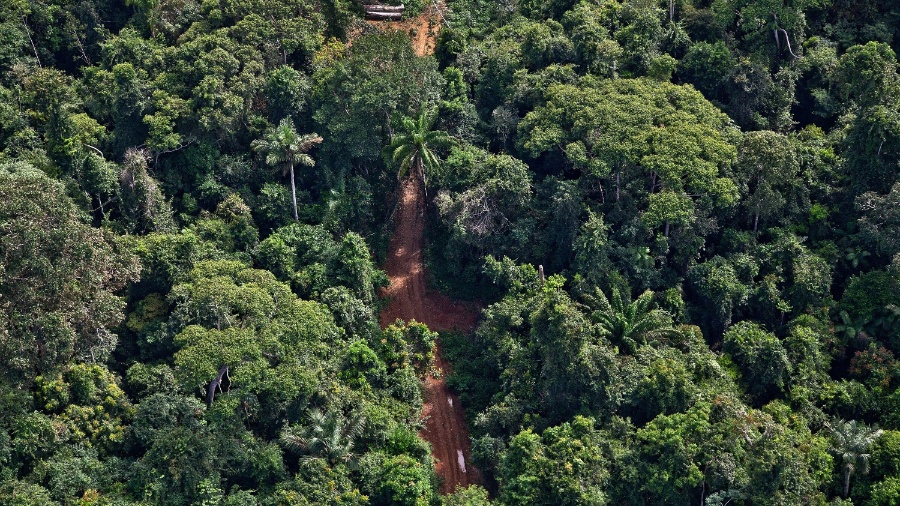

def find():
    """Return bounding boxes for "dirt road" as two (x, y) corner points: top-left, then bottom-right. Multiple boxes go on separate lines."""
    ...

(365, 2), (443, 56)
(379, 177), (483, 493)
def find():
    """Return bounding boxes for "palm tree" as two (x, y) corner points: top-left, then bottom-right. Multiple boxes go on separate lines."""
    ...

(828, 418), (883, 498)
(385, 108), (453, 197)
(251, 118), (322, 222)
(584, 287), (677, 353)
(280, 408), (366, 468)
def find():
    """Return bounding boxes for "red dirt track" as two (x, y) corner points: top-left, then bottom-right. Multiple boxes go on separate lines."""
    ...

(379, 177), (483, 493)
(366, 2), (442, 56)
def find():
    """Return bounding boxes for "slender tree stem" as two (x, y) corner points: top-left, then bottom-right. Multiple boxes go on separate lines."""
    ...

(843, 467), (850, 498)
(616, 170), (621, 202)
(289, 163), (299, 222)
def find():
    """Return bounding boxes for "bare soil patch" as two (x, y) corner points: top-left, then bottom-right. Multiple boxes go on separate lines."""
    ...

(364, 2), (443, 56)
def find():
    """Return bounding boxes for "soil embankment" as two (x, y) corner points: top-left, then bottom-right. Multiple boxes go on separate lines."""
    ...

(379, 177), (483, 493)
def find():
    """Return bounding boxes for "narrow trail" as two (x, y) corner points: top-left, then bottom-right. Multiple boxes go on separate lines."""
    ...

(379, 177), (483, 493)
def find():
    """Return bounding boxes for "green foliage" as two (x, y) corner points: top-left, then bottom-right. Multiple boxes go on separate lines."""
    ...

(840, 269), (900, 350)
(117, 148), (176, 233)
(3, 0), (900, 501)
(441, 485), (492, 505)
(35, 364), (134, 454)
(828, 419), (884, 497)
(498, 416), (609, 505)
(519, 75), (738, 273)
(281, 408), (366, 467)
(730, 131), (801, 232)
(520, 77), (738, 191)
(311, 32), (442, 172)
(688, 256), (748, 338)
(635, 402), (709, 502)
(359, 452), (434, 506)
(0, 165), (139, 383)
(265, 65), (310, 123)
(870, 430), (900, 480)
(273, 458), (366, 505)
(0, 479), (58, 506)
(376, 322), (437, 378)
(434, 145), (534, 283)
(254, 222), (386, 305)
(169, 260), (340, 404)
(386, 108), (454, 186)
(857, 183), (900, 260)
(870, 476), (900, 505)
(678, 41), (736, 96)
(584, 287), (677, 353)
(833, 42), (900, 196)
(724, 321), (792, 401)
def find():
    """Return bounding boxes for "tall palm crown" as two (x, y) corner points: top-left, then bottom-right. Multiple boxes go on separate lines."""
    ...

(252, 118), (322, 222)
(829, 419), (883, 498)
(585, 287), (677, 353)
(386, 108), (453, 193)
(280, 408), (366, 468)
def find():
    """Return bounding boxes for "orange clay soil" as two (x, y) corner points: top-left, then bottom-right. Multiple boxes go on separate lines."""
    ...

(365, 1), (443, 56)
(379, 176), (484, 494)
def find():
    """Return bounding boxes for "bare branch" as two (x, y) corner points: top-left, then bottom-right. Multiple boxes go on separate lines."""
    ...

(207, 365), (229, 406)
(778, 29), (801, 59)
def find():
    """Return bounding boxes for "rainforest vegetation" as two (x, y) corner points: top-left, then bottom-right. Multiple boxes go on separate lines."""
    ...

(1, 0), (900, 503)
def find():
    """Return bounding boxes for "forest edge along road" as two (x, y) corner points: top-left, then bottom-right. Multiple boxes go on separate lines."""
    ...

(374, 5), (484, 495)
(378, 176), (484, 494)
(365, 1), (444, 56)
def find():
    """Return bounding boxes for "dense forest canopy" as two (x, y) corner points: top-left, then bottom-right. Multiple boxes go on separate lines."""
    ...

(0, 0), (900, 504)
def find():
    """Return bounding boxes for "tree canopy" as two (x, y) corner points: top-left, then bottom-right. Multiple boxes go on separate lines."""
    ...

(2, 0), (900, 503)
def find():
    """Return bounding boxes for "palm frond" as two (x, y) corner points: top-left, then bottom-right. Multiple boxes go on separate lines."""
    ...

(392, 144), (416, 164)
(295, 153), (315, 167)
(386, 107), (456, 184)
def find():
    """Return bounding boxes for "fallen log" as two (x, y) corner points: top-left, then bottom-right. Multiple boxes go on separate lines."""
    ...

(365, 10), (403, 20)
(365, 4), (405, 12)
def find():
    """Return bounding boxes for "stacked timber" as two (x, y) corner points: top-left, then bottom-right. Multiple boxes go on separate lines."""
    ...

(364, 3), (404, 20)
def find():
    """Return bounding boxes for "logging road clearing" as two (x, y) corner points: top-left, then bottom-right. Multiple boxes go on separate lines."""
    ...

(378, 176), (484, 494)
(365, 1), (444, 56)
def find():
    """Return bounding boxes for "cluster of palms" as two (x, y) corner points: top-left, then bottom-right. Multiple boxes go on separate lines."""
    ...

(260, 109), (447, 469)
(254, 108), (888, 503)
(254, 108), (451, 223)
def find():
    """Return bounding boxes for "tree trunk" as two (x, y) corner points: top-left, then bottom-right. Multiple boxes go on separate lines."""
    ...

(419, 158), (427, 202)
(615, 170), (621, 202)
(843, 467), (851, 498)
(365, 4), (405, 12)
(664, 221), (670, 237)
(366, 11), (403, 20)
(289, 163), (299, 222)
(753, 212), (759, 234)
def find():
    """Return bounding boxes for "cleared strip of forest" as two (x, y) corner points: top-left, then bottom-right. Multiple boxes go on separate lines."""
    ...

(363, 1), (443, 56)
(378, 176), (483, 493)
